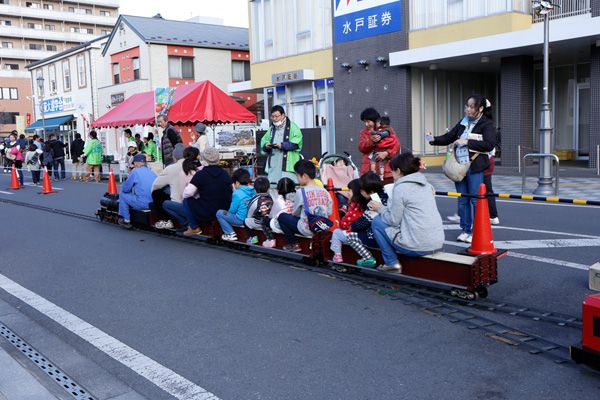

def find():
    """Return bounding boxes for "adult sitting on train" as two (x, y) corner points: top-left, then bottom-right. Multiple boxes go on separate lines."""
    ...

(118, 154), (158, 229)
(149, 143), (186, 230)
(182, 147), (232, 236)
(369, 152), (444, 273)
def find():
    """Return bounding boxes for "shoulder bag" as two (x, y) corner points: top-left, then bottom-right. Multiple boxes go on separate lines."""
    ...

(301, 188), (333, 233)
(442, 145), (479, 183)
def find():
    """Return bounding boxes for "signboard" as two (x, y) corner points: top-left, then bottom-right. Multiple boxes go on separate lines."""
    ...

(111, 93), (125, 106)
(16, 116), (25, 135)
(63, 95), (75, 111)
(334, 0), (402, 44)
(154, 87), (176, 163)
(271, 69), (315, 85)
(41, 97), (64, 114)
(26, 113), (31, 127)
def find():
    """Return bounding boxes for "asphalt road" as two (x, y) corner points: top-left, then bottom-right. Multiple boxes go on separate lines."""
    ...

(0, 172), (599, 399)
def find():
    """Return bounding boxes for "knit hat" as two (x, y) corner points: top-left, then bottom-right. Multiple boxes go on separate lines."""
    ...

(173, 143), (186, 160)
(194, 123), (207, 134)
(202, 147), (220, 165)
(133, 153), (146, 163)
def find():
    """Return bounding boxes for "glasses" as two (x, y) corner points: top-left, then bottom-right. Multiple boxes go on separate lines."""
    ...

(464, 104), (477, 110)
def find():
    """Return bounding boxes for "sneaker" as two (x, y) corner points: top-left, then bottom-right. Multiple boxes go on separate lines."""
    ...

(71, 177), (77, 180)
(154, 220), (166, 229)
(464, 234), (473, 244)
(283, 243), (302, 252)
(333, 253), (343, 262)
(490, 217), (500, 225)
(161, 220), (174, 229)
(357, 257), (376, 266)
(262, 239), (276, 248)
(377, 263), (402, 273)
(447, 213), (460, 223)
(176, 225), (189, 233)
(183, 227), (203, 236)
(118, 219), (132, 229)
(222, 232), (238, 241)
(457, 232), (470, 242)
(246, 236), (258, 244)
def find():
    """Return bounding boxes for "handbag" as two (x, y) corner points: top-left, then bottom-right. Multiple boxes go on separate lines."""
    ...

(301, 188), (333, 233)
(442, 145), (478, 183)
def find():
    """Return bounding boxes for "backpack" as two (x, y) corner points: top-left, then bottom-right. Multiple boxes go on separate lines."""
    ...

(28, 152), (40, 166)
(42, 150), (54, 166)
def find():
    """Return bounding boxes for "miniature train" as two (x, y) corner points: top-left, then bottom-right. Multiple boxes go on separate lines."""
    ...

(96, 191), (505, 300)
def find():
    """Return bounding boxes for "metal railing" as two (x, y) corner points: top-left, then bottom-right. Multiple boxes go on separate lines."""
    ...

(522, 153), (560, 196)
(532, 0), (591, 23)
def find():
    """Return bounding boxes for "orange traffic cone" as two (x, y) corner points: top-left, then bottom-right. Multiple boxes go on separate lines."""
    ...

(7, 164), (23, 190)
(467, 183), (497, 255)
(108, 168), (118, 194)
(39, 166), (57, 195)
(327, 178), (340, 232)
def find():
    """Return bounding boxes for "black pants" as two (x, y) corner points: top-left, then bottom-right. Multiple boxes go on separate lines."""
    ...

(484, 174), (498, 219)
(149, 189), (171, 221)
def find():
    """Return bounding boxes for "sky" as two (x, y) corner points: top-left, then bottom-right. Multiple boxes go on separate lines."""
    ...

(118, 0), (249, 28)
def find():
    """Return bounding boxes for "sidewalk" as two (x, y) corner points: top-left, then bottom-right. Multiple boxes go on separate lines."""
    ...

(0, 344), (59, 400)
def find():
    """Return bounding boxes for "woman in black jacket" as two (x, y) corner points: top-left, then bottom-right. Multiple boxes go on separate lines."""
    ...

(428, 94), (495, 243)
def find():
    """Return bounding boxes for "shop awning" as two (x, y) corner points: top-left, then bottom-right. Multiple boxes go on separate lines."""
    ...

(92, 80), (257, 128)
(25, 115), (73, 132)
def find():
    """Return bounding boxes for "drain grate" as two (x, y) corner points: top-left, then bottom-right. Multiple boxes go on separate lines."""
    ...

(0, 322), (96, 400)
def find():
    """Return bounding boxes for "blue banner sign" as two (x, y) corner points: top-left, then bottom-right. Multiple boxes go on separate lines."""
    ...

(41, 97), (64, 114)
(334, 0), (402, 44)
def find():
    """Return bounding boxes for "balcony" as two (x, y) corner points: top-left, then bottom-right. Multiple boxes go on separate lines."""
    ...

(0, 26), (97, 43)
(0, 4), (117, 26)
(409, 0), (591, 31)
(0, 47), (56, 61)
(532, 0), (591, 23)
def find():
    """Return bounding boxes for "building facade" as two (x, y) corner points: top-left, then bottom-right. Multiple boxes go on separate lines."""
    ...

(0, 0), (118, 136)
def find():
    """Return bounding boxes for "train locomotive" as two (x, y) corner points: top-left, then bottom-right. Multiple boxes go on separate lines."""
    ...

(96, 190), (505, 300)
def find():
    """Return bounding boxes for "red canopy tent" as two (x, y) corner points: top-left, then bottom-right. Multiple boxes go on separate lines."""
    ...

(92, 80), (256, 128)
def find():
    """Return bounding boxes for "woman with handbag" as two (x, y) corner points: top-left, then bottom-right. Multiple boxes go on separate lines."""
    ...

(427, 94), (496, 243)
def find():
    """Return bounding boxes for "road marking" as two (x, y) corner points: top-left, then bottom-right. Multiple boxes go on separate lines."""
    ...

(0, 274), (220, 400)
(493, 238), (600, 249)
(436, 194), (600, 208)
(0, 191), (15, 195)
(507, 252), (590, 271)
(444, 223), (600, 239)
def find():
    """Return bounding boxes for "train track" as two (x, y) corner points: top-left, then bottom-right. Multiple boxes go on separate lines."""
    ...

(1, 197), (597, 376)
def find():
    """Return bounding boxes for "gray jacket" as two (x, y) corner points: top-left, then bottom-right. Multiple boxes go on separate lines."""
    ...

(377, 172), (444, 252)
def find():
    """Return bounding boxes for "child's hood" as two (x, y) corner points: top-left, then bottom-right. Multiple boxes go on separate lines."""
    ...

(237, 185), (256, 198)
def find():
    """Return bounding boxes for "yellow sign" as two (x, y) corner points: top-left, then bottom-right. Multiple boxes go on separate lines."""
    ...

(16, 116), (25, 135)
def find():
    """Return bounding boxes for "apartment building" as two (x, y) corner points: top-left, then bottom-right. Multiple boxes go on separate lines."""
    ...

(0, 0), (118, 135)
(231, 0), (334, 157)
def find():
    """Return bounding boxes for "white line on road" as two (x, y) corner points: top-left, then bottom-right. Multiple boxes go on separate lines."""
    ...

(493, 238), (600, 249)
(0, 274), (220, 400)
(436, 195), (600, 209)
(443, 223), (600, 239)
(507, 252), (590, 271)
(0, 191), (15, 195)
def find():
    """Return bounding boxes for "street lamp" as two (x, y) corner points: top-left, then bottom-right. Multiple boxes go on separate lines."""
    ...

(532, 1), (558, 195)
(36, 75), (46, 142)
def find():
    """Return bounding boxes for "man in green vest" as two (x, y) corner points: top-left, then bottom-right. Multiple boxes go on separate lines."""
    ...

(260, 105), (303, 184)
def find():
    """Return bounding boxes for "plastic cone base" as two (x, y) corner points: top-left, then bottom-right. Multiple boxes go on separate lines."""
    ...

(39, 167), (57, 195)
(467, 183), (497, 255)
(7, 166), (23, 190)
(108, 168), (118, 194)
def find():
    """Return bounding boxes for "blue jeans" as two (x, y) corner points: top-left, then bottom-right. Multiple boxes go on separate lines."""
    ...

(454, 169), (484, 234)
(371, 216), (434, 266)
(216, 210), (244, 234)
(183, 198), (199, 229)
(118, 192), (149, 221)
(278, 213), (301, 244)
(53, 157), (66, 179)
(163, 201), (187, 225)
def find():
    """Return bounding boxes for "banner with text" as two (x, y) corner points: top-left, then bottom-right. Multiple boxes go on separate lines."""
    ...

(154, 87), (176, 163)
(334, 0), (402, 44)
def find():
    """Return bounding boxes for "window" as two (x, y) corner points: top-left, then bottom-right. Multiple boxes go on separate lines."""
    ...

(112, 63), (119, 84)
(85, 28), (94, 34)
(63, 60), (70, 91)
(29, 44), (44, 50)
(132, 57), (140, 80)
(27, 23), (43, 29)
(101, 30), (110, 35)
(26, 2), (40, 8)
(232, 60), (250, 81)
(0, 21), (11, 26)
(46, 25), (55, 31)
(0, 0), (9, 4)
(70, 27), (80, 33)
(100, 11), (111, 16)
(168, 56), (194, 79)
(77, 55), (86, 87)
(49, 64), (57, 92)
(47, 45), (57, 51)
(0, 112), (19, 125)
(68, 7), (91, 14)
(5, 64), (18, 70)
(0, 88), (18, 100)
(43, 3), (53, 9)
(1, 42), (13, 48)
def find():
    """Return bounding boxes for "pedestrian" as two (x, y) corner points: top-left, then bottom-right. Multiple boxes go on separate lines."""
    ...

(70, 133), (85, 180)
(142, 132), (157, 161)
(48, 134), (68, 181)
(427, 94), (495, 243)
(25, 144), (43, 186)
(370, 152), (444, 273)
(150, 143), (186, 229)
(216, 168), (255, 241)
(330, 179), (368, 263)
(32, 134), (43, 150)
(41, 141), (54, 178)
(125, 142), (139, 171)
(243, 177), (274, 245)
(485, 149), (500, 225)
(190, 122), (209, 156)
(1, 137), (8, 173)
(157, 114), (183, 167)
(5, 132), (24, 186)
(82, 131), (103, 183)
(260, 105), (303, 184)
(358, 108), (401, 185)
(118, 154), (158, 229)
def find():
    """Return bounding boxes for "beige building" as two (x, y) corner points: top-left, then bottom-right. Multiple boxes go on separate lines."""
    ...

(0, 0), (118, 136)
